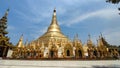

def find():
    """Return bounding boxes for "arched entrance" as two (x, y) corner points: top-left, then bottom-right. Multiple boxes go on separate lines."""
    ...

(93, 50), (97, 57)
(99, 51), (102, 57)
(27, 51), (30, 56)
(78, 50), (82, 58)
(34, 51), (36, 56)
(0, 47), (4, 57)
(67, 50), (70, 56)
(50, 50), (54, 58)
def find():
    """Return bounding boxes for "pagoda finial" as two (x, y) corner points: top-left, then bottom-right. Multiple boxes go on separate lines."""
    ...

(0, 9), (9, 36)
(17, 34), (24, 48)
(53, 8), (56, 17)
(87, 34), (93, 46)
(54, 8), (56, 12)
(76, 33), (78, 39)
(4, 8), (9, 17)
(100, 32), (103, 37)
(20, 34), (23, 42)
(88, 34), (91, 40)
(75, 33), (78, 40)
(99, 35), (101, 39)
(25, 39), (28, 46)
(20, 34), (23, 40)
(47, 8), (61, 32)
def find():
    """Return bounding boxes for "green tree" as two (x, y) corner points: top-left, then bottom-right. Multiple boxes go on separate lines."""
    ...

(106, 0), (120, 4)
(106, 0), (120, 14)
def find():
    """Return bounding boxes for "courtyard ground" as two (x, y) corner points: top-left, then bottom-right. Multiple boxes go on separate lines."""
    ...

(0, 59), (120, 68)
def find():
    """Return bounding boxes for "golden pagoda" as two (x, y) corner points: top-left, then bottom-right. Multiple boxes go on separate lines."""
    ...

(10, 9), (120, 59)
(35, 9), (72, 58)
(0, 9), (13, 58)
(36, 9), (70, 50)
(38, 9), (69, 42)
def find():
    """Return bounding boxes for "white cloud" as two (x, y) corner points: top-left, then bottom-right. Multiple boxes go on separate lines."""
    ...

(60, 0), (80, 5)
(14, 8), (43, 23)
(30, 27), (47, 39)
(65, 8), (118, 26)
(60, 0), (102, 5)
(8, 26), (15, 30)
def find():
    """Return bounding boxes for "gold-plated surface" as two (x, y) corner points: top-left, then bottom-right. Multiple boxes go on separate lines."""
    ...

(38, 9), (69, 43)
(16, 35), (24, 48)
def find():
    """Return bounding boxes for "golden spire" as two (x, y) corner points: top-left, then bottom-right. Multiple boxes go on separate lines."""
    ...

(74, 33), (79, 42)
(47, 8), (61, 32)
(38, 9), (70, 44)
(25, 39), (28, 46)
(87, 34), (93, 45)
(98, 35), (103, 46)
(88, 34), (91, 40)
(17, 34), (24, 48)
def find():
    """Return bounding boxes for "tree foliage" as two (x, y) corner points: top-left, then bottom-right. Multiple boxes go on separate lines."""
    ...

(106, 0), (120, 4)
(106, 0), (120, 14)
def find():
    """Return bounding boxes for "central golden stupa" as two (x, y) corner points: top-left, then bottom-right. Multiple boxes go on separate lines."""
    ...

(38, 9), (70, 44)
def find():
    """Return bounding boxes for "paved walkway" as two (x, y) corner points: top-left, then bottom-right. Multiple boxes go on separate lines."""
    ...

(0, 60), (120, 68)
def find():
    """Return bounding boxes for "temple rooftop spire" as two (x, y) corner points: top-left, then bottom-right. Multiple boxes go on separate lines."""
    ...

(47, 8), (61, 32)
(87, 34), (93, 45)
(4, 9), (9, 17)
(17, 34), (24, 48)
(54, 8), (56, 12)
(0, 9), (9, 36)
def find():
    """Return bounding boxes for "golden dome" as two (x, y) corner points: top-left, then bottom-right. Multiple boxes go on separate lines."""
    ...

(38, 9), (69, 42)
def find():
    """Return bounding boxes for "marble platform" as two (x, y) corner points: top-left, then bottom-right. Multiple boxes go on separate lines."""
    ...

(0, 59), (120, 68)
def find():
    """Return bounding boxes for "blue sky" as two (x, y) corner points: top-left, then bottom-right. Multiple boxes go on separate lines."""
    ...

(0, 0), (120, 45)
